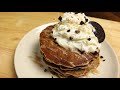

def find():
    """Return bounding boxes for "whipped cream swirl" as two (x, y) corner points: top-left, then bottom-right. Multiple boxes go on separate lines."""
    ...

(52, 12), (100, 53)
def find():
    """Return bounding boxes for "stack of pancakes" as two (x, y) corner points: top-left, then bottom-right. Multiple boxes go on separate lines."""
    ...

(40, 25), (100, 78)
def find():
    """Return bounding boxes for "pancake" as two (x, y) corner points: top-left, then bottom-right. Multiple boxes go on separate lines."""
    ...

(49, 67), (90, 78)
(40, 26), (99, 68)
(40, 25), (100, 78)
(43, 56), (99, 70)
(42, 53), (100, 78)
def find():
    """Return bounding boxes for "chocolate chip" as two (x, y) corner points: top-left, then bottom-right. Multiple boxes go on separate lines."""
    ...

(58, 16), (62, 21)
(87, 38), (91, 41)
(84, 17), (88, 22)
(80, 51), (85, 54)
(85, 18), (88, 22)
(44, 69), (47, 72)
(74, 12), (78, 14)
(91, 60), (94, 62)
(92, 51), (98, 55)
(69, 37), (73, 40)
(103, 60), (106, 61)
(75, 30), (80, 34)
(67, 29), (70, 32)
(75, 12), (83, 14)
(100, 56), (103, 58)
(78, 49), (85, 54)
(54, 38), (57, 40)
(52, 76), (54, 78)
(80, 21), (85, 25)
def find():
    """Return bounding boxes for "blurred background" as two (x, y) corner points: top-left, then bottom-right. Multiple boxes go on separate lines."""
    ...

(84, 12), (120, 22)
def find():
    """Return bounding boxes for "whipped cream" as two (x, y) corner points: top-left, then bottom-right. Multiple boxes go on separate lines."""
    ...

(52, 12), (100, 53)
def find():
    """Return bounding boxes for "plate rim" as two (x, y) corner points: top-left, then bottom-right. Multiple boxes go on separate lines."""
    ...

(14, 22), (57, 78)
(103, 40), (119, 78)
(14, 22), (119, 78)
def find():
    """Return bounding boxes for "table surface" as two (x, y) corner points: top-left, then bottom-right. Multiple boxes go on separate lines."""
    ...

(0, 12), (120, 78)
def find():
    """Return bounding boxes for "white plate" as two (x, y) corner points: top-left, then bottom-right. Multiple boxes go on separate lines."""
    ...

(14, 22), (119, 78)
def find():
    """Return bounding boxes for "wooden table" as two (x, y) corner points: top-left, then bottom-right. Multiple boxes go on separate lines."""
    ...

(0, 12), (120, 78)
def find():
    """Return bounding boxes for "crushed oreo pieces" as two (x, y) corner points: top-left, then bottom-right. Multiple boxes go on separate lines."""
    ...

(103, 60), (106, 61)
(80, 21), (85, 25)
(74, 12), (78, 14)
(75, 30), (80, 34)
(87, 38), (91, 41)
(51, 31), (53, 33)
(78, 49), (85, 54)
(58, 16), (62, 21)
(54, 38), (57, 40)
(44, 69), (47, 72)
(100, 56), (103, 58)
(92, 51), (98, 55)
(100, 56), (106, 62)
(84, 17), (88, 22)
(69, 37), (73, 40)
(67, 29), (70, 32)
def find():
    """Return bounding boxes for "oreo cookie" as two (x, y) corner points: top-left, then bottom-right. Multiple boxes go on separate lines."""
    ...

(89, 21), (105, 43)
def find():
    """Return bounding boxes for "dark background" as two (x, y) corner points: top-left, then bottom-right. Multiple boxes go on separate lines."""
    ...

(85, 12), (120, 22)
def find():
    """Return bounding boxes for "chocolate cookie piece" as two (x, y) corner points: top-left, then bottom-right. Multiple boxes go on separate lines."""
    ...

(89, 21), (105, 43)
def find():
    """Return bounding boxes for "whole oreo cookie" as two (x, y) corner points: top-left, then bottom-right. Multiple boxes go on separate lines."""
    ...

(89, 21), (105, 43)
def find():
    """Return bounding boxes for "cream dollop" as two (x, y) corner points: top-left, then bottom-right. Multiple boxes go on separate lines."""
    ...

(52, 12), (100, 53)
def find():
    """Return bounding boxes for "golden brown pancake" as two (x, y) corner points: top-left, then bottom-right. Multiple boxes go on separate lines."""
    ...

(43, 55), (99, 78)
(40, 25), (100, 78)
(40, 26), (99, 68)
